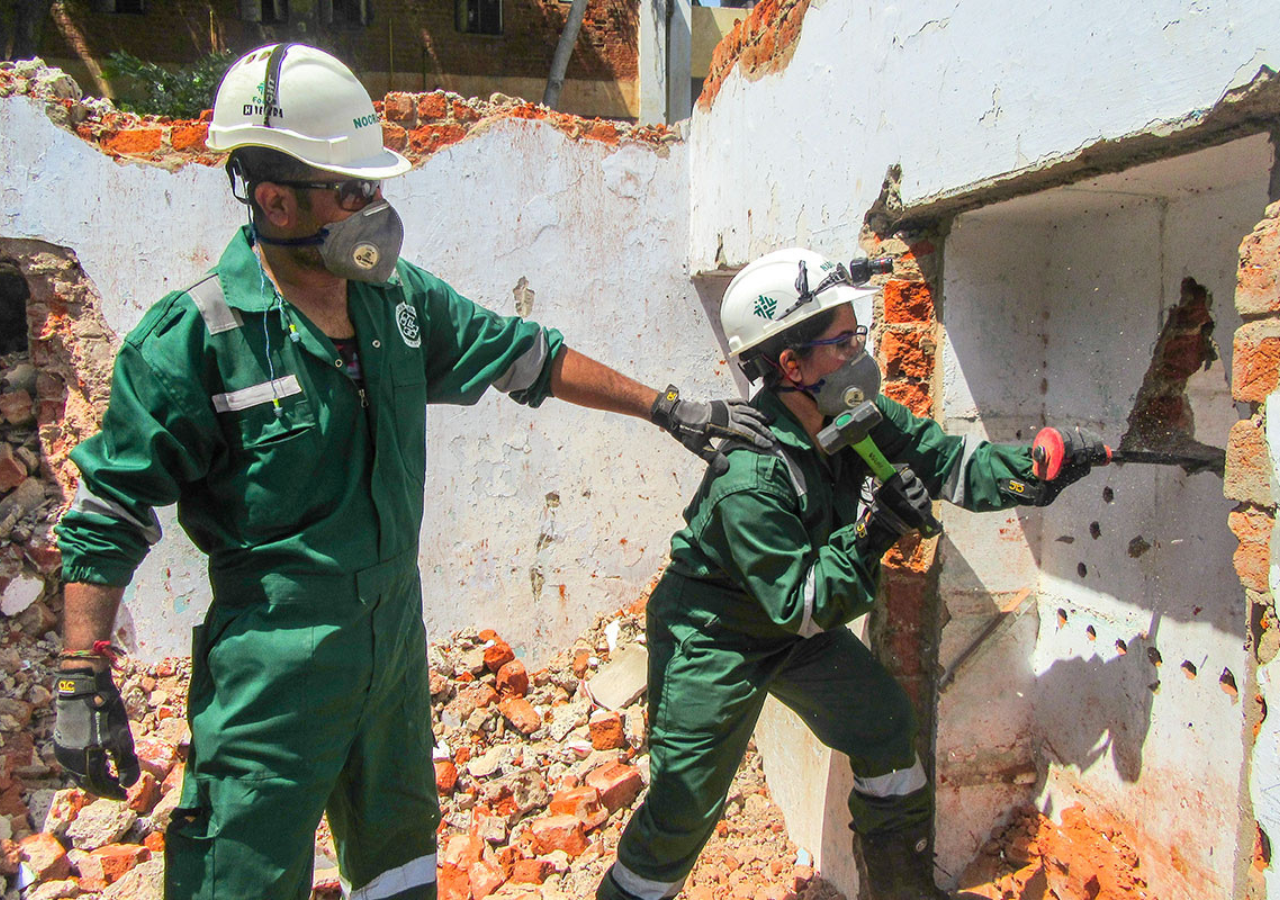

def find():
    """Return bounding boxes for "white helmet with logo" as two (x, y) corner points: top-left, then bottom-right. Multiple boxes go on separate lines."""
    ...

(721, 248), (876, 380)
(207, 43), (410, 179)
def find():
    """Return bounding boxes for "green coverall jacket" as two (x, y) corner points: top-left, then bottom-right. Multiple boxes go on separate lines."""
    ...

(610, 388), (1037, 899)
(56, 227), (564, 900)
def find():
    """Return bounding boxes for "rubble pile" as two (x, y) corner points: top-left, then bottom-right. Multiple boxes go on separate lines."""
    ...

(957, 804), (1150, 900)
(2, 591), (844, 900)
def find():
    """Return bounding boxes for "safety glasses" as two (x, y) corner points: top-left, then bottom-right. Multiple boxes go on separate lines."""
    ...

(798, 325), (868, 354)
(273, 178), (382, 211)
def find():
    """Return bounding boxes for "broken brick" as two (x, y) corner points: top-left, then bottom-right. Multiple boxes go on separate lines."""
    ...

(585, 761), (643, 812)
(483, 640), (516, 673)
(435, 760), (459, 795)
(529, 814), (589, 857)
(549, 785), (608, 831)
(18, 832), (69, 882)
(468, 857), (506, 899)
(509, 857), (553, 884)
(77, 842), (149, 891)
(498, 697), (542, 736)
(496, 659), (529, 697)
(588, 709), (626, 750)
(132, 736), (177, 780)
(125, 771), (160, 815)
(882, 279), (934, 324)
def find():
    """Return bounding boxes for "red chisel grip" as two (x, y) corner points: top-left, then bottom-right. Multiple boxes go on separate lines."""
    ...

(1032, 427), (1113, 481)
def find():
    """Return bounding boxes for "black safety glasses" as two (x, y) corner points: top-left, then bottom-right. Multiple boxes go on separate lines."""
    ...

(272, 178), (382, 211)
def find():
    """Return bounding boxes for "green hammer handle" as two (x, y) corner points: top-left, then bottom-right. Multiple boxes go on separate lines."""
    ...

(851, 435), (897, 483)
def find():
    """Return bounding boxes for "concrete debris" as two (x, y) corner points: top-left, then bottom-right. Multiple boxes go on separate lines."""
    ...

(583, 644), (648, 711)
(2, 577), (844, 899)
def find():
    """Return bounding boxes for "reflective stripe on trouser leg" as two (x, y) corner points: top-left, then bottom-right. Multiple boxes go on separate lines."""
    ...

(611, 861), (685, 900)
(343, 853), (438, 900)
(849, 756), (933, 837)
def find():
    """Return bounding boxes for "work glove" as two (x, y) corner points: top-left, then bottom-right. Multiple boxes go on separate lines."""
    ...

(53, 668), (140, 800)
(649, 384), (774, 462)
(854, 467), (935, 561)
(1001, 426), (1109, 506)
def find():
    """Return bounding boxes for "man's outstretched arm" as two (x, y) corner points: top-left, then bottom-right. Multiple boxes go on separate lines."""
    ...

(549, 347), (775, 460)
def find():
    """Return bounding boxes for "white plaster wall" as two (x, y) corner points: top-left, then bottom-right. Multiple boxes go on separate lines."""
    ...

(688, 0), (1280, 271)
(1261, 391), (1280, 900)
(2, 96), (707, 665)
(938, 137), (1270, 898)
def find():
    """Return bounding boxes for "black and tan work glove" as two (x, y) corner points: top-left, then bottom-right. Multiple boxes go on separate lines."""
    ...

(53, 668), (140, 800)
(1000, 426), (1109, 506)
(650, 384), (774, 462)
(854, 467), (936, 561)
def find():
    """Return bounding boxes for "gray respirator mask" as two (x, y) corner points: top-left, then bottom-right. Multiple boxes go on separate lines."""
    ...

(251, 199), (404, 284)
(809, 350), (882, 417)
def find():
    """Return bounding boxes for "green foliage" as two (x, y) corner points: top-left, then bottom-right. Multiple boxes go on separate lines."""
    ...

(103, 50), (237, 119)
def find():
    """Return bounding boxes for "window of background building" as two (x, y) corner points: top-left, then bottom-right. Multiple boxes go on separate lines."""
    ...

(240, 0), (289, 24)
(456, 0), (502, 35)
(324, 0), (373, 26)
(93, 0), (146, 12)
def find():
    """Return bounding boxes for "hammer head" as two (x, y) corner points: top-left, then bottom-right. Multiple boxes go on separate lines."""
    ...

(816, 400), (883, 455)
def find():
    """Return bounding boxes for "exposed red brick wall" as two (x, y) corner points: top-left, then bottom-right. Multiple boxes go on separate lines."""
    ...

(40, 0), (637, 89)
(1228, 199), (1280, 888)
(862, 227), (945, 738)
(698, 0), (811, 111)
(0, 66), (674, 173)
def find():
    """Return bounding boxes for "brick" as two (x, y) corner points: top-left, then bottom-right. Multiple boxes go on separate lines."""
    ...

(0, 444), (25, 492)
(1225, 419), (1274, 506)
(418, 92), (449, 120)
(496, 659), (529, 697)
(132, 737), (177, 780)
(549, 785), (608, 831)
(435, 759), (459, 794)
(103, 128), (163, 156)
(0, 838), (18, 876)
(588, 709), (626, 750)
(78, 842), (149, 891)
(879, 328), (935, 380)
(1232, 322), (1280, 403)
(1230, 507), (1273, 592)
(528, 814), (589, 857)
(408, 123), (468, 156)
(1237, 212), (1280, 316)
(584, 761), (642, 812)
(441, 832), (485, 869)
(125, 771), (160, 815)
(143, 831), (164, 855)
(572, 650), (592, 678)
(883, 279), (935, 324)
(383, 92), (417, 123)
(468, 857), (506, 899)
(483, 640), (516, 673)
(883, 380), (932, 418)
(509, 857), (553, 883)
(448, 682), (498, 720)
(169, 123), (207, 152)
(498, 696), (542, 736)
(24, 540), (61, 575)
(382, 122), (408, 152)
(0, 390), (33, 426)
(18, 831), (69, 882)
(438, 862), (470, 900)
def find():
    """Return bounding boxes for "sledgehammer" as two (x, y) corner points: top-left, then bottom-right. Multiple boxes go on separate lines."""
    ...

(818, 401), (943, 536)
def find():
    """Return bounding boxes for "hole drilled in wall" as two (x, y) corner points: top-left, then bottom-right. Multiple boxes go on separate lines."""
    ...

(1077, 562), (1088, 578)
(1089, 521), (1101, 539)
(1221, 668), (1239, 700)
(1181, 661), (1198, 678)
(1115, 639), (1128, 655)
(1148, 647), (1163, 667)
(1102, 486), (1114, 503)
(1057, 609), (1069, 628)
(1086, 625), (1097, 641)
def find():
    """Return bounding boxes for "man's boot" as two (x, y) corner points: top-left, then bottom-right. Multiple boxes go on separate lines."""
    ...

(858, 821), (950, 900)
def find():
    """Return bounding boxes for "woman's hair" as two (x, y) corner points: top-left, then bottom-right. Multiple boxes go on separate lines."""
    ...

(752, 306), (841, 387)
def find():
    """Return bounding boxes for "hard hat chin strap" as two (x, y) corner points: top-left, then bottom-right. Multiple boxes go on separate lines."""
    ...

(251, 222), (328, 248)
(262, 43), (294, 128)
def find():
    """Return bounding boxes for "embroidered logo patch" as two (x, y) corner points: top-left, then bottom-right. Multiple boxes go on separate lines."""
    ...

(753, 294), (777, 319)
(396, 301), (421, 348)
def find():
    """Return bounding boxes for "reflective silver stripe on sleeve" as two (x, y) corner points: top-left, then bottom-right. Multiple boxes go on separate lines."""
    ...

(71, 482), (162, 546)
(491, 330), (551, 394)
(343, 853), (437, 900)
(612, 862), (685, 900)
(852, 757), (928, 798)
(212, 375), (302, 413)
(938, 434), (982, 506)
(797, 563), (823, 638)
(186, 275), (242, 334)
(778, 445), (807, 498)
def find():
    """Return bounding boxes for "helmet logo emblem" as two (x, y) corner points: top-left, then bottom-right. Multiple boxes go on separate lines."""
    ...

(753, 294), (777, 320)
(243, 81), (284, 121)
(395, 301), (422, 348)
(353, 243), (380, 270)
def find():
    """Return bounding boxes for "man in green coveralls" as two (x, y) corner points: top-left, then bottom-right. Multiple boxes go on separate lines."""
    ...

(50, 44), (774, 900)
(596, 248), (1101, 900)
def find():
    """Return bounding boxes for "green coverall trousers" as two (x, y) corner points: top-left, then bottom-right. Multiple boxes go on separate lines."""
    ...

(164, 556), (440, 900)
(609, 573), (930, 900)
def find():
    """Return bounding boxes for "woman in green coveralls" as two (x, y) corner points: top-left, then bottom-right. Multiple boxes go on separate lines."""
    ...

(596, 248), (1099, 900)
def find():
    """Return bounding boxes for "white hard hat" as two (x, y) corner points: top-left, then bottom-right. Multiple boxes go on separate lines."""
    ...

(207, 43), (410, 179)
(721, 248), (876, 373)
